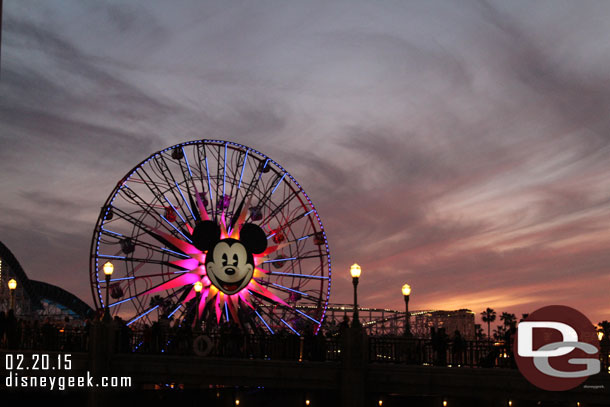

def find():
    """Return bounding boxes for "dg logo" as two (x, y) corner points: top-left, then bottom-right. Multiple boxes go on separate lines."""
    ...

(514, 305), (600, 391)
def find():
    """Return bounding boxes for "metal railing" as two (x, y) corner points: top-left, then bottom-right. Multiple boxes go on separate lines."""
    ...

(2, 324), (609, 373)
(368, 337), (513, 368)
(0, 325), (90, 352)
(121, 329), (340, 362)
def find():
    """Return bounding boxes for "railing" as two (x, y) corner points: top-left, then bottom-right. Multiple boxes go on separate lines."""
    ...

(368, 337), (513, 368)
(0, 326), (90, 352)
(2, 325), (609, 373)
(120, 329), (341, 362)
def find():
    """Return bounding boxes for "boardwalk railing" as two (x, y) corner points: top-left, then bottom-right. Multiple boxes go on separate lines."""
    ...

(2, 324), (609, 372)
(368, 336), (512, 368)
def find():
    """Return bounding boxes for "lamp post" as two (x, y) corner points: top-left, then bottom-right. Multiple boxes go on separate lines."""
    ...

(8, 278), (17, 311)
(194, 281), (203, 324)
(402, 283), (412, 336)
(350, 264), (361, 327)
(103, 262), (114, 322)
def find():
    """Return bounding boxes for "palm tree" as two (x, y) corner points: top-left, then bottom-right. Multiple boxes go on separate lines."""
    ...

(481, 308), (496, 341)
(500, 312), (516, 329)
(493, 325), (506, 341)
(519, 313), (529, 322)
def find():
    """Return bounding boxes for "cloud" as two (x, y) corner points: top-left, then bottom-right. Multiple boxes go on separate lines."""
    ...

(2, 0), (610, 327)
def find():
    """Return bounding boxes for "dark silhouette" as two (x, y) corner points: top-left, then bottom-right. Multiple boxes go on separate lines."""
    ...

(338, 314), (350, 336)
(504, 324), (517, 368)
(431, 327), (448, 366)
(474, 324), (484, 341)
(452, 330), (465, 365)
(479, 346), (500, 368)
(314, 329), (327, 361)
(114, 316), (131, 353)
(500, 312), (516, 330)
(142, 324), (152, 352)
(177, 322), (193, 355)
(41, 318), (56, 350)
(598, 321), (610, 338)
(151, 321), (162, 353)
(0, 311), (6, 347)
(6, 310), (18, 349)
(481, 308), (496, 341)
(493, 325), (506, 341)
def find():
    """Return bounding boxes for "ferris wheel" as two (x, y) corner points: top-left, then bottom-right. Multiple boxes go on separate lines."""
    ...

(89, 140), (331, 335)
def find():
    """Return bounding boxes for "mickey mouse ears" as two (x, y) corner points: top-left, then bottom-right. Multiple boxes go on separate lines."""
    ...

(192, 221), (267, 254)
(239, 223), (267, 254)
(192, 221), (221, 252)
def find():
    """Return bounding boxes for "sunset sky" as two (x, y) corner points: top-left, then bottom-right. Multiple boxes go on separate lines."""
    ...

(2, 1), (610, 327)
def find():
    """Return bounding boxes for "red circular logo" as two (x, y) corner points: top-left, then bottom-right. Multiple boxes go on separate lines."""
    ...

(513, 305), (599, 391)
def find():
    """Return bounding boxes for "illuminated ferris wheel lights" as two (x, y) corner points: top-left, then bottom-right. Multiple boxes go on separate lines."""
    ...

(90, 140), (331, 334)
(193, 281), (203, 293)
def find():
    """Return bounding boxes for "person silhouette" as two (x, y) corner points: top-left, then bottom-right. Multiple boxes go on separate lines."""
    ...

(0, 311), (6, 348)
(6, 310), (18, 349)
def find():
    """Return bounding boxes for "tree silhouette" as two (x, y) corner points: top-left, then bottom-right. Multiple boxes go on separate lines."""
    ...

(598, 320), (610, 340)
(474, 324), (484, 341)
(500, 312), (516, 329)
(481, 308), (496, 341)
(149, 295), (165, 319)
(493, 325), (506, 341)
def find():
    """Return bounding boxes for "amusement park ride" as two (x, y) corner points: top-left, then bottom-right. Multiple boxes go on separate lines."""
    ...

(90, 140), (332, 335)
(2, 140), (472, 338)
(2, 141), (606, 406)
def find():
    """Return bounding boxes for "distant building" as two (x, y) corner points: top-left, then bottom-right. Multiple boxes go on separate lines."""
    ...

(315, 304), (476, 338)
(411, 309), (476, 340)
(0, 240), (94, 321)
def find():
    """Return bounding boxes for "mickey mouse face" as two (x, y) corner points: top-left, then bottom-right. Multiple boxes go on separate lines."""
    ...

(206, 239), (253, 295)
(193, 220), (267, 295)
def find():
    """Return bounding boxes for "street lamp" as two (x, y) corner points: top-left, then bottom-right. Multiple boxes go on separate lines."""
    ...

(194, 281), (203, 323)
(103, 262), (114, 322)
(350, 264), (361, 326)
(8, 278), (17, 310)
(402, 283), (411, 336)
